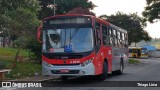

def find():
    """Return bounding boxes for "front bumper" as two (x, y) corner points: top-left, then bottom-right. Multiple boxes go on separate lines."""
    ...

(141, 55), (148, 58)
(42, 62), (95, 76)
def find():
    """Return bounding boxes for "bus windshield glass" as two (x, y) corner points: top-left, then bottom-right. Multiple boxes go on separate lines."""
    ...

(42, 28), (94, 53)
(141, 48), (148, 54)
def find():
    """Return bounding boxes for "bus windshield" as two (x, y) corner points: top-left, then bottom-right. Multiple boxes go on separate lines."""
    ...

(42, 28), (94, 53)
(141, 48), (148, 54)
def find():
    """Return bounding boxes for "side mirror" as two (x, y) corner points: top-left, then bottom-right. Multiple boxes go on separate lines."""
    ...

(37, 25), (42, 43)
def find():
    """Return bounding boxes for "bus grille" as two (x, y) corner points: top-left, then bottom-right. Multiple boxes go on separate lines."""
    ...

(51, 70), (79, 74)
(52, 64), (80, 66)
(43, 54), (83, 59)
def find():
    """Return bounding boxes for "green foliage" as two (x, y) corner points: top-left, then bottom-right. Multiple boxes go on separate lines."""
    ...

(0, 48), (29, 62)
(6, 8), (40, 41)
(0, 61), (8, 69)
(38, 0), (95, 19)
(0, 0), (41, 63)
(129, 58), (140, 64)
(0, 0), (41, 29)
(0, 60), (41, 80)
(6, 62), (41, 79)
(142, 0), (160, 23)
(0, 48), (29, 57)
(25, 38), (42, 63)
(0, 60), (11, 70)
(0, 0), (41, 44)
(13, 37), (28, 48)
(99, 12), (151, 45)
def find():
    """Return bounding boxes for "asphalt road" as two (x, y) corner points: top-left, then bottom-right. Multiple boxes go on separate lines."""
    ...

(1, 58), (160, 90)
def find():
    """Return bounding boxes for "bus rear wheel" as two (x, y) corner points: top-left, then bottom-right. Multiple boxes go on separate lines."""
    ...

(116, 60), (124, 75)
(98, 62), (108, 80)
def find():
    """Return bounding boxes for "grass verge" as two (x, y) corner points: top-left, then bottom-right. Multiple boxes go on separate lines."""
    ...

(0, 60), (41, 80)
(0, 48), (29, 57)
(0, 48), (41, 80)
(129, 58), (140, 64)
(0, 48), (31, 61)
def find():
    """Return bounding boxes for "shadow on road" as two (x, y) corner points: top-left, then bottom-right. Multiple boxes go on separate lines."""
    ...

(41, 73), (127, 87)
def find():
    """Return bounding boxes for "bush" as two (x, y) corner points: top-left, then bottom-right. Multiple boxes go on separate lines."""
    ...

(0, 60), (9, 69)
(25, 38), (42, 63)
(5, 61), (41, 80)
(129, 59), (140, 64)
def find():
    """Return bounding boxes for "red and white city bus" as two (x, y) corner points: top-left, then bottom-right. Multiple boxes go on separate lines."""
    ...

(37, 14), (128, 80)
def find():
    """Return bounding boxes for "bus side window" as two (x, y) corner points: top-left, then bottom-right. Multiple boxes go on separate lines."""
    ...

(122, 33), (125, 47)
(112, 29), (116, 47)
(96, 23), (101, 45)
(95, 22), (101, 53)
(124, 33), (128, 47)
(102, 25), (107, 45)
(119, 32), (122, 48)
(116, 31), (119, 47)
(108, 27), (113, 46)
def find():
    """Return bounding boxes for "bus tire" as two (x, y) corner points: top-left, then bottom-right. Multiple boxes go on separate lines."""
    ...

(116, 60), (124, 75)
(99, 61), (108, 80)
(60, 76), (68, 81)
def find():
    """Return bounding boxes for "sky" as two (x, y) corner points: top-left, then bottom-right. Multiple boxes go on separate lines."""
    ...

(89, 0), (160, 38)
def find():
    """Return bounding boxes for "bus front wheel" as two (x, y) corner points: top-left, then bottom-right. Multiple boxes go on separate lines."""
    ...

(98, 61), (108, 80)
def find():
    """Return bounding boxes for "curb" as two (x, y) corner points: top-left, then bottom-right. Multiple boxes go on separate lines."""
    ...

(7, 76), (59, 82)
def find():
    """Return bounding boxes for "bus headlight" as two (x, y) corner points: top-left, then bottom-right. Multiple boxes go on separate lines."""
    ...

(42, 60), (52, 67)
(81, 59), (93, 67)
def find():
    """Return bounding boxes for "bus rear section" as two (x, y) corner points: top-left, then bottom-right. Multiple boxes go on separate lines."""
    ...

(129, 47), (148, 58)
(37, 14), (128, 79)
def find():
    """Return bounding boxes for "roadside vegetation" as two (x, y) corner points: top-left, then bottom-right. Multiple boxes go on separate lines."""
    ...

(0, 48), (29, 60)
(0, 48), (41, 80)
(129, 58), (141, 64)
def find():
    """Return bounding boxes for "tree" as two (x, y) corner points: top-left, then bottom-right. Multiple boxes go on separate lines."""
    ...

(142, 0), (160, 23)
(0, 0), (41, 46)
(100, 12), (151, 45)
(67, 7), (95, 16)
(38, 0), (95, 19)
(0, 0), (41, 66)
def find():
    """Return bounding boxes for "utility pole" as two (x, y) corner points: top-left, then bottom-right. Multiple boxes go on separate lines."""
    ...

(54, 0), (56, 16)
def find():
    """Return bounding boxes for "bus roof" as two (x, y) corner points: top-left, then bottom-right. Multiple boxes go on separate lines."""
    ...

(43, 14), (95, 21)
(43, 14), (127, 33)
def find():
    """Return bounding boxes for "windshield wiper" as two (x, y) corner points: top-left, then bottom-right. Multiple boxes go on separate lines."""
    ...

(70, 28), (79, 40)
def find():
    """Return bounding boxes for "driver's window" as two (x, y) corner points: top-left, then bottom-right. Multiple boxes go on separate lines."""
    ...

(47, 30), (61, 48)
(96, 22), (101, 46)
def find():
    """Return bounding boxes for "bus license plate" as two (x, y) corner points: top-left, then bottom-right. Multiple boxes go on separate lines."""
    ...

(60, 69), (69, 73)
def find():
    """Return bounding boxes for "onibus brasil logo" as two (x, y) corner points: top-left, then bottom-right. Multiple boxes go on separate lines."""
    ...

(1, 82), (42, 88)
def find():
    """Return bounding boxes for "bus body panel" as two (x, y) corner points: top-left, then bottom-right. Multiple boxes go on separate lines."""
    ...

(101, 46), (113, 73)
(92, 47), (103, 75)
(112, 47), (121, 71)
(42, 52), (95, 64)
(42, 52), (96, 76)
(42, 61), (95, 76)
